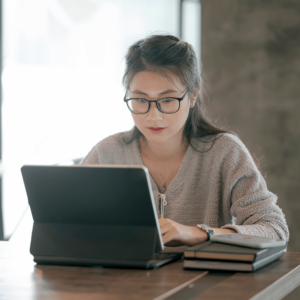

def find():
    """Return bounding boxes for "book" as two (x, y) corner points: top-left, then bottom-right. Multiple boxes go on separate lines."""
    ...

(184, 250), (284, 272)
(184, 241), (287, 262)
(211, 233), (286, 248)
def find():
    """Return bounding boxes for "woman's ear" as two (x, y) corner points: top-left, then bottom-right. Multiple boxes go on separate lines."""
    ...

(190, 87), (200, 108)
(190, 98), (196, 108)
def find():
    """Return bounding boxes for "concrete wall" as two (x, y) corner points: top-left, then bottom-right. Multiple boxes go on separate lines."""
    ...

(201, 0), (300, 251)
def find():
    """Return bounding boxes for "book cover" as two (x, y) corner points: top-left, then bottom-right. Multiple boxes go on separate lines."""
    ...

(184, 241), (286, 262)
(184, 251), (284, 272)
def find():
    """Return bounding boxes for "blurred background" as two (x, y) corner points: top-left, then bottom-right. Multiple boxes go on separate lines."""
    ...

(0, 0), (200, 242)
(0, 1), (299, 297)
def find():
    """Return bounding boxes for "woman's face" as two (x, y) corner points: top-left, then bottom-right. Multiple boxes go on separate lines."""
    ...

(128, 71), (193, 145)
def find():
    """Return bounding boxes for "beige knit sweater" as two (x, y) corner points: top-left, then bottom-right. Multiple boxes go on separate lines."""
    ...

(80, 129), (289, 240)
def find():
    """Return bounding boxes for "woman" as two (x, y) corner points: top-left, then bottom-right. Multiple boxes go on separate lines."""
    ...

(81, 35), (289, 247)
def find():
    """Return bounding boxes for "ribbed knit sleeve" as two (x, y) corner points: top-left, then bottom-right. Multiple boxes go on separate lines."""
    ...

(80, 146), (99, 164)
(80, 132), (129, 165)
(220, 135), (289, 240)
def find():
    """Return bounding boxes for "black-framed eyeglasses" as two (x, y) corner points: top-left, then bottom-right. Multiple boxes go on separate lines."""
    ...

(123, 89), (189, 114)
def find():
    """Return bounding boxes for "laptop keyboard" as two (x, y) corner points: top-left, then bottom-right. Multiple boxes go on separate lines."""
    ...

(152, 252), (182, 261)
(147, 252), (182, 268)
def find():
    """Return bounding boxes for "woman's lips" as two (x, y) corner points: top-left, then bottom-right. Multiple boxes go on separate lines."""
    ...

(148, 127), (165, 133)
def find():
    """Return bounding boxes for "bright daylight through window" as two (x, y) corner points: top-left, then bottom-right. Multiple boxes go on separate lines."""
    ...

(1, 0), (200, 240)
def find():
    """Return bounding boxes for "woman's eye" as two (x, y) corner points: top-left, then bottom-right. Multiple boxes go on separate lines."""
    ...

(137, 98), (147, 103)
(162, 98), (174, 103)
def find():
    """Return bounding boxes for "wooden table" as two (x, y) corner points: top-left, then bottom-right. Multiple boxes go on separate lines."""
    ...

(1, 242), (300, 300)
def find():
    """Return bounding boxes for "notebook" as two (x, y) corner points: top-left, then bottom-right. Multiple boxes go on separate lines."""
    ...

(184, 241), (287, 262)
(184, 241), (286, 272)
(184, 251), (283, 272)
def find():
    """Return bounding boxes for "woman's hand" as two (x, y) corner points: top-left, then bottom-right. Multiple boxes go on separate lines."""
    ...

(159, 218), (237, 247)
(159, 218), (207, 247)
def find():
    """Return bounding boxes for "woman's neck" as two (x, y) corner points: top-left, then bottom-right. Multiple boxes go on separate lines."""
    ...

(140, 134), (189, 163)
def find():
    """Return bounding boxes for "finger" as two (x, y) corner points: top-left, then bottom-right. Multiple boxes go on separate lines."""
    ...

(162, 229), (179, 245)
(159, 219), (172, 231)
(162, 230), (173, 245)
(158, 218), (165, 226)
(159, 218), (170, 226)
(160, 223), (173, 235)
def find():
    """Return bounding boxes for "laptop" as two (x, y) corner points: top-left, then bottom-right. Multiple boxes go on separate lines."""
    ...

(21, 164), (182, 269)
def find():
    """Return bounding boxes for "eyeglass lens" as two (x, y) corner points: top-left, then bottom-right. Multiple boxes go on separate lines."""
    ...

(127, 98), (180, 114)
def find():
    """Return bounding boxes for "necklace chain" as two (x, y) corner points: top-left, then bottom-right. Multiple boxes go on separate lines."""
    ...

(146, 145), (182, 192)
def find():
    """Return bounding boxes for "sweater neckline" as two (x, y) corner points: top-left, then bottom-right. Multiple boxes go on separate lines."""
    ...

(133, 137), (194, 193)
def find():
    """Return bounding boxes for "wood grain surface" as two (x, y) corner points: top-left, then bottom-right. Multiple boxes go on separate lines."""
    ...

(0, 242), (203, 300)
(192, 253), (300, 300)
(1, 242), (300, 300)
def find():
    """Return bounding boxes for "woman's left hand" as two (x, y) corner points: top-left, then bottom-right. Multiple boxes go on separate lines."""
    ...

(159, 218), (208, 247)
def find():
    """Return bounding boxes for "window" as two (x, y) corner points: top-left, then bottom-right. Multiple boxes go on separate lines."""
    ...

(1, 0), (200, 239)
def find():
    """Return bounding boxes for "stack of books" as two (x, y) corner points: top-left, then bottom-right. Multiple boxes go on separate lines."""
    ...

(184, 241), (286, 272)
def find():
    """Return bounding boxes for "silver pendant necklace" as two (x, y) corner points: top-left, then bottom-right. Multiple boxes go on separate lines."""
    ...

(146, 145), (182, 193)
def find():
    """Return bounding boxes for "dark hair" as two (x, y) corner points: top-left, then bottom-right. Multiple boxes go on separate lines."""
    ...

(122, 34), (232, 151)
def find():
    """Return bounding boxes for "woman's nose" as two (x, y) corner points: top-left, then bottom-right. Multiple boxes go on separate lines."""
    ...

(146, 102), (163, 121)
